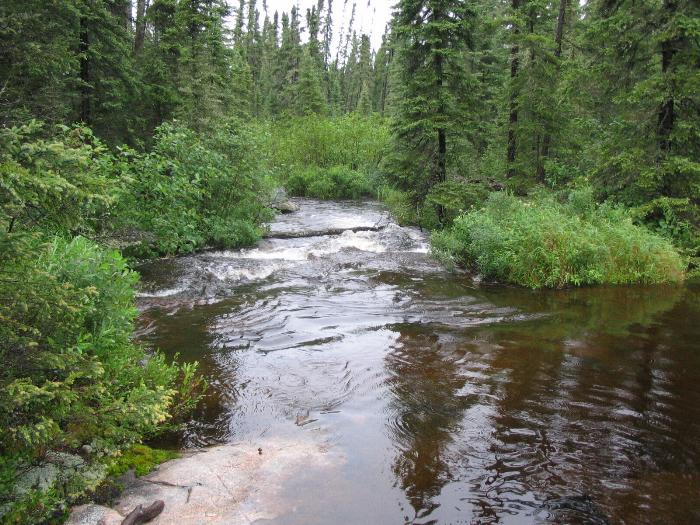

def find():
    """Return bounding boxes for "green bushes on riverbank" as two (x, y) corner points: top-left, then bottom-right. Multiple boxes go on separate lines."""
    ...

(262, 115), (390, 175)
(262, 115), (390, 200)
(286, 166), (372, 200)
(0, 235), (204, 523)
(0, 119), (281, 521)
(112, 122), (274, 255)
(433, 190), (686, 288)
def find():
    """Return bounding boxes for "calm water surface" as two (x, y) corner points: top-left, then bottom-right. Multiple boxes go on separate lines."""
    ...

(136, 199), (700, 525)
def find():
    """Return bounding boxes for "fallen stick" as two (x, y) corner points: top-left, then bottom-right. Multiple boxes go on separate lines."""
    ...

(121, 500), (165, 525)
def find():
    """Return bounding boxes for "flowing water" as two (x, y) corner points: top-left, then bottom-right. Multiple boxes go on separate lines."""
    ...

(136, 199), (700, 525)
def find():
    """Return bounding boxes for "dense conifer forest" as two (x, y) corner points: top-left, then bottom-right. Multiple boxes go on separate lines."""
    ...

(0, 0), (698, 521)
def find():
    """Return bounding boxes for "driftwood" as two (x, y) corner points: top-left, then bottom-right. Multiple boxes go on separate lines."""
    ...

(264, 225), (387, 240)
(121, 500), (165, 525)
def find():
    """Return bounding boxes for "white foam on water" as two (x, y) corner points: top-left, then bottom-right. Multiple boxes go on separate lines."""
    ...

(137, 285), (189, 298)
(213, 263), (281, 282)
(314, 230), (387, 256)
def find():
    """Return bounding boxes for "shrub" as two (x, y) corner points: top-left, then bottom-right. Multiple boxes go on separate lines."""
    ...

(261, 114), (390, 176)
(433, 190), (686, 288)
(0, 121), (117, 236)
(0, 234), (204, 522)
(376, 186), (418, 226)
(112, 121), (273, 255)
(286, 165), (372, 200)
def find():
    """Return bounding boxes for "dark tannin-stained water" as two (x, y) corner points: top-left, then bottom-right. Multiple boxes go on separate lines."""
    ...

(136, 199), (700, 525)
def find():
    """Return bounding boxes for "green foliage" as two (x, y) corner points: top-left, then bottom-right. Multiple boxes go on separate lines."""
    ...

(0, 121), (117, 236)
(112, 121), (273, 255)
(433, 190), (686, 288)
(376, 186), (419, 226)
(0, 235), (204, 522)
(262, 114), (390, 177)
(384, 0), (475, 201)
(106, 445), (179, 478)
(287, 166), (372, 200)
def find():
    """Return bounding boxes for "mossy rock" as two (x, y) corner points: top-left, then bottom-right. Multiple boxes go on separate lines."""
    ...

(107, 445), (179, 478)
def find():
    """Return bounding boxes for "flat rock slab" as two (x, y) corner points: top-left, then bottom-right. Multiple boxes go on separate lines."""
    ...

(67, 436), (343, 525)
(66, 504), (123, 525)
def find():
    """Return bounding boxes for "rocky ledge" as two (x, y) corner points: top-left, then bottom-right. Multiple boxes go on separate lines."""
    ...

(66, 437), (342, 525)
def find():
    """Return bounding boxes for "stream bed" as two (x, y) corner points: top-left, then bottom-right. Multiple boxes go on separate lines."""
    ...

(136, 198), (700, 524)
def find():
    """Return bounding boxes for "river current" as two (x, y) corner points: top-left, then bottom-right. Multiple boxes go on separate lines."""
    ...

(136, 199), (700, 525)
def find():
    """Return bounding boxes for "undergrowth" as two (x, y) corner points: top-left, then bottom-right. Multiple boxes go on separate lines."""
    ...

(432, 189), (686, 288)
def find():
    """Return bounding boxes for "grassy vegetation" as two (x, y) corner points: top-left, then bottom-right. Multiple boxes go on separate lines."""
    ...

(286, 166), (373, 200)
(432, 189), (686, 289)
(106, 445), (179, 478)
(261, 115), (390, 200)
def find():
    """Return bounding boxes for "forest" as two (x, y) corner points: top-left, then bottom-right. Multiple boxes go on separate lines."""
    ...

(1, 0), (698, 522)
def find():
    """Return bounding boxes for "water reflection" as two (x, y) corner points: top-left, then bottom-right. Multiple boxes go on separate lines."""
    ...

(385, 327), (475, 521)
(381, 283), (700, 524)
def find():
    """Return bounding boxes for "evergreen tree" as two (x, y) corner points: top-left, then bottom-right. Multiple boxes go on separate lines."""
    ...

(385, 0), (474, 213)
(579, 0), (700, 230)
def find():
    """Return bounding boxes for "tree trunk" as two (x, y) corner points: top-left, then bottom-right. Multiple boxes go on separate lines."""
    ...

(658, 37), (676, 153)
(79, 16), (91, 124)
(110, 1), (131, 30)
(506, 0), (521, 178)
(434, 7), (447, 222)
(538, 0), (567, 182)
(134, 0), (148, 53)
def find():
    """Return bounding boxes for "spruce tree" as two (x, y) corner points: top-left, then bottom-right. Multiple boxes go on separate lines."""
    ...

(385, 0), (474, 213)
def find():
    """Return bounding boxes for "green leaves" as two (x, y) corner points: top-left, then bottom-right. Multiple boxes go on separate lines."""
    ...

(111, 120), (272, 255)
(0, 235), (204, 521)
(433, 190), (686, 288)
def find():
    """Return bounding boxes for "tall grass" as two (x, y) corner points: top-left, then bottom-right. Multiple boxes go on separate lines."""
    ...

(432, 189), (686, 288)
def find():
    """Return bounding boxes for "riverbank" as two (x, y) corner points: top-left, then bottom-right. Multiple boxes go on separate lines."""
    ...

(67, 436), (344, 525)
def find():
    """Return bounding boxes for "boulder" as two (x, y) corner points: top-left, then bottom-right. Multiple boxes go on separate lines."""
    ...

(269, 188), (299, 214)
(65, 504), (123, 525)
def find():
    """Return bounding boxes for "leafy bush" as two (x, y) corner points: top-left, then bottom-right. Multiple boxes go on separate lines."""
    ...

(376, 186), (418, 226)
(261, 114), (390, 177)
(376, 180), (490, 229)
(0, 234), (204, 522)
(0, 121), (117, 236)
(433, 190), (686, 288)
(112, 121), (274, 255)
(286, 165), (372, 200)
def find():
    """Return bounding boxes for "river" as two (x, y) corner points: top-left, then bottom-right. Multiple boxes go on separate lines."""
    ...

(135, 198), (700, 524)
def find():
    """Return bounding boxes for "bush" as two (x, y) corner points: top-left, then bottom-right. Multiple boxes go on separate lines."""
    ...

(433, 190), (686, 288)
(261, 114), (390, 177)
(112, 121), (273, 255)
(0, 234), (204, 522)
(286, 165), (372, 200)
(0, 121), (117, 237)
(376, 186), (419, 226)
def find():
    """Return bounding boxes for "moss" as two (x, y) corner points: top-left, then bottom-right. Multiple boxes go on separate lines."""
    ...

(107, 445), (179, 478)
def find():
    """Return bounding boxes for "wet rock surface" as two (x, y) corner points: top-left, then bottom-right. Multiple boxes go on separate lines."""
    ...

(67, 437), (343, 525)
